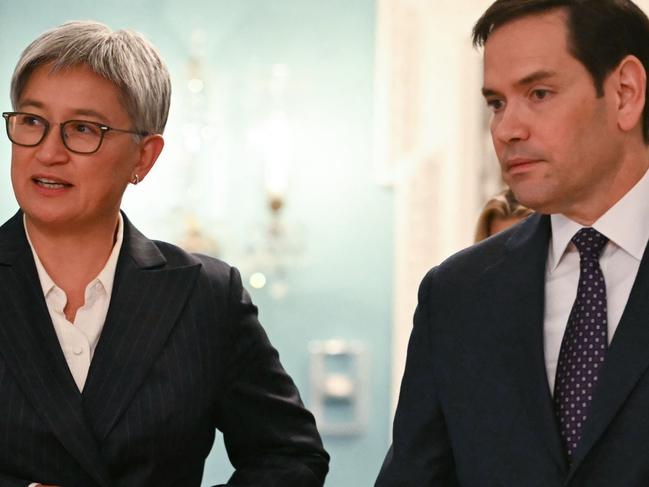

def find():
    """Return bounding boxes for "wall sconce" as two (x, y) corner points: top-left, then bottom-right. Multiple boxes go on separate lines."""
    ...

(244, 65), (304, 298)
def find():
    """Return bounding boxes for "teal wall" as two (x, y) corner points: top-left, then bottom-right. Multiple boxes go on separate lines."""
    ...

(0, 1), (393, 486)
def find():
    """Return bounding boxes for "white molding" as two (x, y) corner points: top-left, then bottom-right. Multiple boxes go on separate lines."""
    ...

(377, 0), (500, 433)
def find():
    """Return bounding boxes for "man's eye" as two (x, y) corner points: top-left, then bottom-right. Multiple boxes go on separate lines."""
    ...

(532, 89), (550, 100)
(486, 99), (504, 112)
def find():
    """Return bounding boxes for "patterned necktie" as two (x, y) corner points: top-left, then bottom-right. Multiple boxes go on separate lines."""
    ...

(554, 227), (609, 460)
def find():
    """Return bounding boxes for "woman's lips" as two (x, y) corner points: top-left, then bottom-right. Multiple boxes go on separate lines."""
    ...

(31, 176), (73, 192)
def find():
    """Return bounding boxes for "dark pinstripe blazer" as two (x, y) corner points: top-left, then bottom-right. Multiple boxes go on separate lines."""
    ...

(0, 211), (328, 487)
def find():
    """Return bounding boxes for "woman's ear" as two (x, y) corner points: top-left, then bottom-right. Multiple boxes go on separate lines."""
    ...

(132, 134), (164, 183)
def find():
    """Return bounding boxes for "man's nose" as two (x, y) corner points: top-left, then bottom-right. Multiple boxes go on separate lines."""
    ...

(492, 103), (530, 144)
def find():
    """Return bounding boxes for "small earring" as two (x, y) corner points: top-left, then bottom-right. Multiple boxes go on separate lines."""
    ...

(131, 174), (140, 185)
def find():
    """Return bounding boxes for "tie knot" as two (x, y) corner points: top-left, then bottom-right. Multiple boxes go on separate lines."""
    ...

(571, 227), (608, 258)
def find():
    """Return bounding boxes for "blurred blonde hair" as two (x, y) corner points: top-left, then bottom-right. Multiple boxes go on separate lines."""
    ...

(474, 189), (533, 243)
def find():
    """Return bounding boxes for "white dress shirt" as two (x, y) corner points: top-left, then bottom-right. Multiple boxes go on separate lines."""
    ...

(544, 168), (649, 393)
(24, 214), (123, 392)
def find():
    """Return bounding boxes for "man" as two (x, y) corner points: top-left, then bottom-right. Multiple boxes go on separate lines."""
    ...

(376, 1), (649, 485)
(0, 21), (328, 487)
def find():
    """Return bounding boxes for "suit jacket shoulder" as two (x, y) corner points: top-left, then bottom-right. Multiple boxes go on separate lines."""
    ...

(429, 213), (546, 287)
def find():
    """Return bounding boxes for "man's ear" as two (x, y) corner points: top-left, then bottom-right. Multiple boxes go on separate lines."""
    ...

(132, 134), (164, 183)
(614, 55), (647, 133)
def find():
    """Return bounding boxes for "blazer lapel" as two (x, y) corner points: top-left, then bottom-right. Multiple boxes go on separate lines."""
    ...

(480, 214), (567, 474)
(567, 236), (649, 480)
(82, 214), (201, 441)
(0, 212), (112, 487)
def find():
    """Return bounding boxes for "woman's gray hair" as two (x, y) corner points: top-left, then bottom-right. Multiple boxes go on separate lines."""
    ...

(10, 20), (171, 135)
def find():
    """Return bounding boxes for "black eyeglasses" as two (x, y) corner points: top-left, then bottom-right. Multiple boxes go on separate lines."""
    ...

(2, 111), (149, 154)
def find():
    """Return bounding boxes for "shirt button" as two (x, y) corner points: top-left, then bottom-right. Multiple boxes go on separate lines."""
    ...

(73, 348), (83, 356)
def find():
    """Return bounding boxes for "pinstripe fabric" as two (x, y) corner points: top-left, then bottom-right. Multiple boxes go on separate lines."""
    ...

(0, 239), (111, 487)
(0, 211), (328, 486)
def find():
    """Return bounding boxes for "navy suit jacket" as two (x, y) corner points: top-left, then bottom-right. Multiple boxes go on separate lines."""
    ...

(0, 211), (328, 487)
(376, 213), (649, 486)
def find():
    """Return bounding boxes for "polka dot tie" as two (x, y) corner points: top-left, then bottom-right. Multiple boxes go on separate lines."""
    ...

(554, 227), (609, 460)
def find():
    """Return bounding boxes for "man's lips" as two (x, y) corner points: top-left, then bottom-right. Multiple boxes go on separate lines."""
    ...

(505, 158), (543, 174)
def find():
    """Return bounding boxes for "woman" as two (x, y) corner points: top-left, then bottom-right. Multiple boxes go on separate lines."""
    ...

(0, 21), (328, 487)
(474, 188), (533, 243)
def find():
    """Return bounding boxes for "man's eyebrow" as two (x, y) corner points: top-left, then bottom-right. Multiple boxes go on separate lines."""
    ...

(482, 70), (558, 98)
(481, 87), (500, 98)
(516, 69), (557, 87)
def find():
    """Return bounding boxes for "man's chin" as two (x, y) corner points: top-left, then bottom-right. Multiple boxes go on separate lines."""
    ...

(508, 185), (553, 213)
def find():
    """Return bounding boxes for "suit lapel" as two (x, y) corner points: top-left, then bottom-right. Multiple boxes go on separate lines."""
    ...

(0, 212), (112, 487)
(480, 214), (568, 474)
(82, 214), (201, 441)
(567, 236), (649, 480)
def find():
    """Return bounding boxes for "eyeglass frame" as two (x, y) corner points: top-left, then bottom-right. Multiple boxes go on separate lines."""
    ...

(1, 111), (150, 155)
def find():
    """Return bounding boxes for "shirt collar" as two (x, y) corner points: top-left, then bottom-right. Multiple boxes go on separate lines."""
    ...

(24, 214), (124, 298)
(95, 214), (123, 294)
(549, 167), (649, 272)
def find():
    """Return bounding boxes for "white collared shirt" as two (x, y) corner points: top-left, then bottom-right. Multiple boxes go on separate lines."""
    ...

(24, 214), (123, 392)
(544, 168), (649, 393)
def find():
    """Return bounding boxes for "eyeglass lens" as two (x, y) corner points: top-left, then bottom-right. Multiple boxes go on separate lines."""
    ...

(5, 113), (104, 153)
